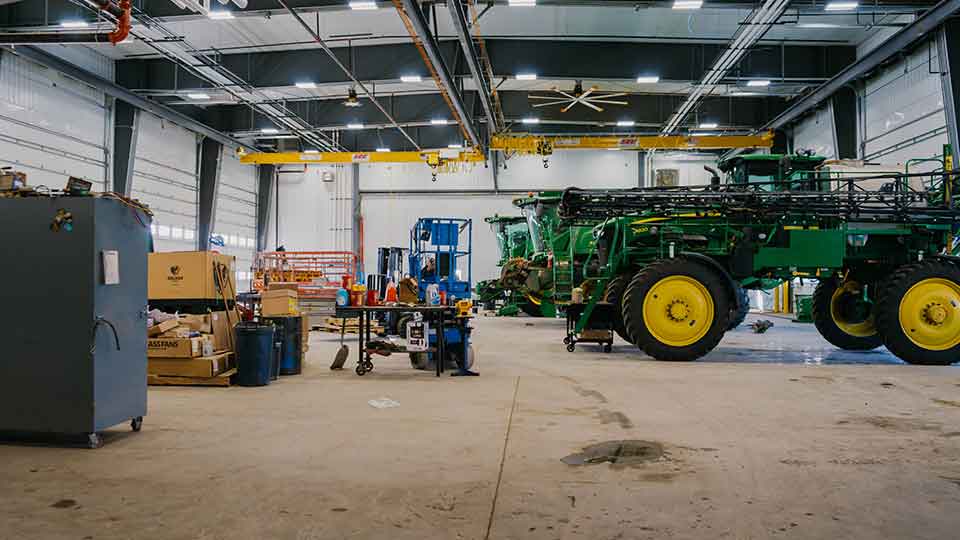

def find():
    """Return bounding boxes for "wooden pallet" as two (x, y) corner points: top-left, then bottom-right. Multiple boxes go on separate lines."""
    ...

(316, 316), (384, 334)
(148, 368), (237, 387)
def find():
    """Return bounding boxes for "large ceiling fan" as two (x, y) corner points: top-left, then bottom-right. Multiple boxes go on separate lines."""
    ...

(528, 81), (629, 113)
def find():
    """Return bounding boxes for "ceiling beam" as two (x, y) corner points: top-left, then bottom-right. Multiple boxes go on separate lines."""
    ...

(448, 0), (499, 133)
(766, 0), (960, 130)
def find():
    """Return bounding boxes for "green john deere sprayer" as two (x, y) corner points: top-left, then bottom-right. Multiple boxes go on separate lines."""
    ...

(561, 152), (960, 365)
(476, 214), (537, 316)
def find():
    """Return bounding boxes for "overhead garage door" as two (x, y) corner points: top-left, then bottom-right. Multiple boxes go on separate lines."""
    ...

(215, 148), (258, 293)
(863, 45), (947, 166)
(0, 50), (108, 189)
(133, 113), (199, 253)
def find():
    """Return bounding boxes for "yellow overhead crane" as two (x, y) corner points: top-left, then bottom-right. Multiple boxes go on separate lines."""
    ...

(239, 132), (774, 168)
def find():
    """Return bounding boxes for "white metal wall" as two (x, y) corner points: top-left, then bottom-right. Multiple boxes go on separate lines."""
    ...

(793, 103), (838, 159)
(0, 50), (109, 190)
(133, 113), (199, 252)
(266, 164), (354, 253)
(862, 44), (947, 165)
(215, 148), (259, 291)
(646, 153), (719, 187)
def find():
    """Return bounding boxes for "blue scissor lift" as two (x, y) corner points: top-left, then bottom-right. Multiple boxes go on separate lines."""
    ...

(406, 217), (475, 372)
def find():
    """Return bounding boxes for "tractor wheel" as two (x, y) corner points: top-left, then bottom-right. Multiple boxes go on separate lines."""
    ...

(812, 277), (882, 351)
(621, 258), (730, 361)
(603, 274), (634, 344)
(520, 300), (542, 317)
(876, 260), (960, 365)
(727, 285), (750, 331)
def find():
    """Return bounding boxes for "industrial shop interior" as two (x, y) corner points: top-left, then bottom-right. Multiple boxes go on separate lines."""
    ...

(2, 1), (960, 539)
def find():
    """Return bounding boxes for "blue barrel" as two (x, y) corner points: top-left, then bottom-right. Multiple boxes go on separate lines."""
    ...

(265, 316), (302, 375)
(235, 322), (275, 386)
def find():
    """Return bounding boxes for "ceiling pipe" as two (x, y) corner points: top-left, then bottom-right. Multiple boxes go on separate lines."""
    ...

(396, 0), (482, 149)
(0, 0), (130, 44)
(276, 0), (422, 151)
(448, 0), (499, 135)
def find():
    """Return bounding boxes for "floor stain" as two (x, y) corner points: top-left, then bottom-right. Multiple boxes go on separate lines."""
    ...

(942, 432), (960, 438)
(933, 398), (960, 408)
(561, 440), (665, 467)
(330, 507), (348, 512)
(50, 499), (76, 509)
(941, 476), (960, 488)
(844, 416), (941, 432)
(597, 409), (633, 429)
(573, 386), (608, 404)
(780, 458), (816, 466)
(638, 472), (677, 482)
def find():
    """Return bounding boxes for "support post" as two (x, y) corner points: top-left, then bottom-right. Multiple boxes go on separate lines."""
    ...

(637, 151), (646, 188)
(197, 137), (223, 252)
(352, 163), (361, 271)
(112, 99), (138, 196)
(256, 164), (275, 252)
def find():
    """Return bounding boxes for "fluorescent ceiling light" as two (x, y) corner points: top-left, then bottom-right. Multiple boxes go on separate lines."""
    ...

(186, 93), (211, 100)
(349, 1), (378, 10)
(824, 1), (858, 10)
(207, 11), (235, 19)
(346, 123), (364, 130)
(694, 132), (717, 136)
(260, 128), (279, 134)
(746, 79), (771, 87)
(515, 73), (538, 81)
(636, 76), (660, 84)
(400, 75), (423, 83)
(672, 0), (703, 9)
(303, 150), (320, 154)
(607, 148), (621, 151)
(448, 144), (464, 149)
(295, 81), (317, 89)
(376, 147), (391, 152)
(730, 91), (760, 96)
(521, 118), (540, 124)
(509, 0), (537, 6)
(617, 120), (636, 127)
(431, 118), (449, 125)
(698, 122), (718, 129)
(60, 20), (89, 28)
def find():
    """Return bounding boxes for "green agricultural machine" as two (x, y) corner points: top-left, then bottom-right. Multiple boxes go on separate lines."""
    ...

(562, 152), (960, 365)
(476, 215), (537, 316)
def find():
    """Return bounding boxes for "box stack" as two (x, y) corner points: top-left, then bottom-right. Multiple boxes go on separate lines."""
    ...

(146, 311), (237, 386)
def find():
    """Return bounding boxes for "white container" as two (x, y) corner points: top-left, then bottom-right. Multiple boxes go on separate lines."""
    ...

(426, 283), (441, 305)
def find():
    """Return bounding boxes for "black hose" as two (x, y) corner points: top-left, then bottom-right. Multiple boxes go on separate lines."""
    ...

(90, 317), (121, 354)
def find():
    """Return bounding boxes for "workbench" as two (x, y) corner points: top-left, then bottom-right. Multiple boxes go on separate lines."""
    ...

(334, 305), (472, 377)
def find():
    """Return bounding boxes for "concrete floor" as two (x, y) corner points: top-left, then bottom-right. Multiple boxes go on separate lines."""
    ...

(2, 314), (959, 540)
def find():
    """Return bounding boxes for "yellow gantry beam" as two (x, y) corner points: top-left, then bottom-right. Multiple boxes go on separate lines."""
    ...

(239, 132), (774, 165)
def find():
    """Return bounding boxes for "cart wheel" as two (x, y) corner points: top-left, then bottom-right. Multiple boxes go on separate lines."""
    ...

(563, 336), (571, 345)
(567, 343), (576, 353)
(364, 360), (374, 372)
(87, 433), (102, 449)
(603, 343), (612, 353)
(130, 417), (143, 432)
(355, 364), (367, 376)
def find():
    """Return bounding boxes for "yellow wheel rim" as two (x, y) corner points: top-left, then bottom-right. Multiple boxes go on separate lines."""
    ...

(830, 281), (877, 338)
(642, 275), (715, 347)
(899, 278), (960, 351)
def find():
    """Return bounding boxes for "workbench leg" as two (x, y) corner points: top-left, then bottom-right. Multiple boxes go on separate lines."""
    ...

(357, 312), (364, 372)
(437, 313), (444, 377)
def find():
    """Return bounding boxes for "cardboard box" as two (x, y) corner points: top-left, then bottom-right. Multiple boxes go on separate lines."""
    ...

(148, 319), (179, 337)
(210, 311), (235, 352)
(262, 289), (299, 317)
(0, 171), (26, 191)
(149, 251), (236, 301)
(147, 336), (208, 358)
(148, 352), (232, 378)
(179, 313), (213, 333)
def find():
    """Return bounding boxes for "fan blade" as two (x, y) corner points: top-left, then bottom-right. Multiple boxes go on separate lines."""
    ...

(578, 87), (596, 101)
(528, 95), (569, 100)
(531, 100), (573, 108)
(589, 99), (629, 106)
(557, 91), (578, 100)
(581, 101), (603, 112)
(591, 92), (628, 99)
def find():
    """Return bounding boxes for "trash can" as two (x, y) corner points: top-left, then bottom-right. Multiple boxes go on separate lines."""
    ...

(235, 322), (275, 386)
(265, 316), (302, 375)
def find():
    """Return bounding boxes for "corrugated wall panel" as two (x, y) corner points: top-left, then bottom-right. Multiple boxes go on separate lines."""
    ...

(216, 149), (258, 292)
(793, 104), (837, 159)
(0, 50), (108, 189)
(133, 113), (199, 253)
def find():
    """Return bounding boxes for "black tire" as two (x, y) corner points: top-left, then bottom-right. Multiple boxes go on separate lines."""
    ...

(604, 274), (634, 343)
(409, 352), (431, 370)
(520, 300), (542, 317)
(396, 314), (413, 338)
(130, 417), (143, 432)
(812, 277), (882, 351)
(876, 260), (960, 365)
(727, 285), (750, 331)
(621, 257), (730, 361)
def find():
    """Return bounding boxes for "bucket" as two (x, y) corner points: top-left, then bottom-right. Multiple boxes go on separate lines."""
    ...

(235, 322), (275, 386)
(341, 275), (353, 290)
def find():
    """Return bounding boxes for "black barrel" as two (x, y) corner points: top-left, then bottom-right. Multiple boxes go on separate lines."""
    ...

(265, 316), (302, 375)
(235, 322), (275, 386)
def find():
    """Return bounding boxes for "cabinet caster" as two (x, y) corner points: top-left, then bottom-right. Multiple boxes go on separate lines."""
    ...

(563, 336), (571, 345)
(131, 416), (143, 432)
(566, 343), (576, 353)
(355, 364), (367, 376)
(603, 343), (612, 353)
(87, 433), (102, 449)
